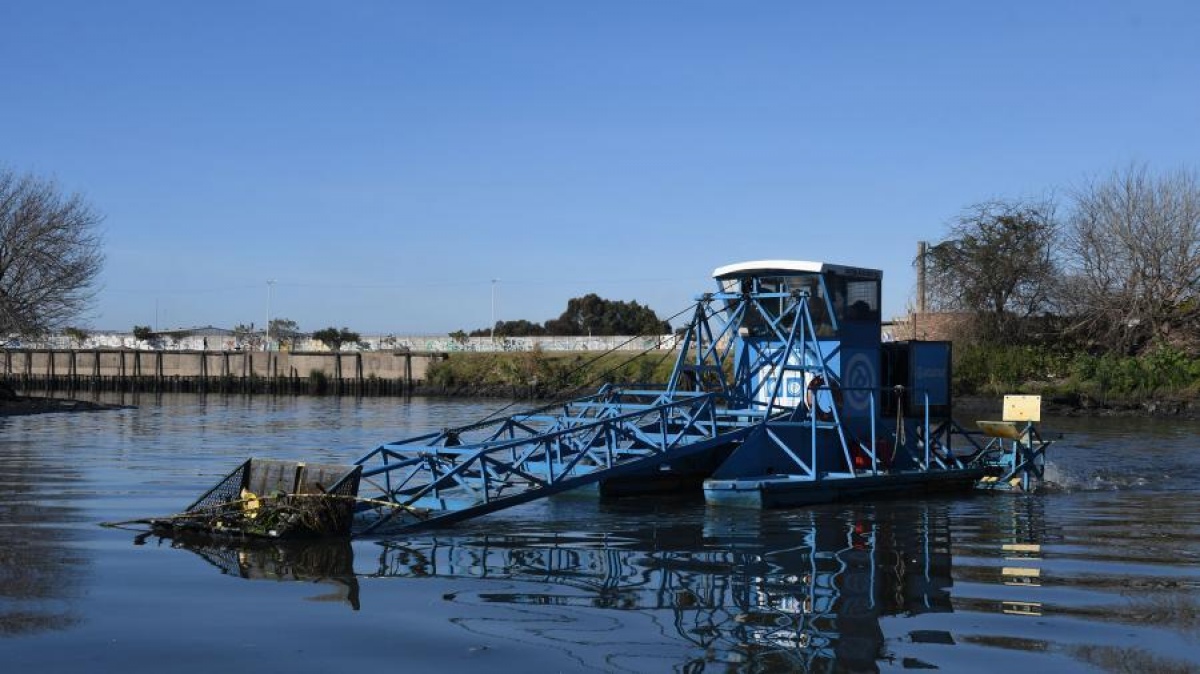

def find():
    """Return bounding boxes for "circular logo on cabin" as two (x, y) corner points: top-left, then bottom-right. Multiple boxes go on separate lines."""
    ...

(843, 353), (874, 413)
(786, 378), (804, 397)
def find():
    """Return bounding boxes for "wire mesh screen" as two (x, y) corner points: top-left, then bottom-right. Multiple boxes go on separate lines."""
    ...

(325, 465), (362, 498)
(176, 459), (363, 537)
(185, 460), (250, 512)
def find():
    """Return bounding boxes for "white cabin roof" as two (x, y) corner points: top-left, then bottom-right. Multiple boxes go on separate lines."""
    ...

(712, 260), (882, 280)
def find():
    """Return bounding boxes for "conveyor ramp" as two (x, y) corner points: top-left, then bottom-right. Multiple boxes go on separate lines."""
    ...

(352, 387), (763, 534)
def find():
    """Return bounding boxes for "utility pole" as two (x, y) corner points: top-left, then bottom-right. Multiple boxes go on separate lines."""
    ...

(916, 241), (926, 314)
(266, 279), (276, 351)
(916, 241), (928, 314)
(914, 241), (929, 340)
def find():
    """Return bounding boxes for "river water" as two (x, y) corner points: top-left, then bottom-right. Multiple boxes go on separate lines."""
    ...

(1, 394), (1197, 673)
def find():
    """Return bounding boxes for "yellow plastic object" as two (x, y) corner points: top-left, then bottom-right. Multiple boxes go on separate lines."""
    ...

(1003, 395), (1042, 422)
(240, 488), (261, 519)
(1002, 543), (1041, 554)
(977, 420), (1023, 439)
(1002, 566), (1041, 578)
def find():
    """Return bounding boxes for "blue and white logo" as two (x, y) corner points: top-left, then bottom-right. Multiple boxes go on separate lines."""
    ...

(843, 352), (875, 413)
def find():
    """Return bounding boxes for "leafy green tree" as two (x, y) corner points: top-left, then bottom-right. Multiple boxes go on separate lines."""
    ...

(470, 319), (547, 337)
(925, 198), (1060, 342)
(268, 317), (301, 348)
(312, 326), (360, 352)
(132, 325), (154, 341)
(63, 326), (89, 346)
(460, 295), (670, 337)
(544, 294), (671, 336)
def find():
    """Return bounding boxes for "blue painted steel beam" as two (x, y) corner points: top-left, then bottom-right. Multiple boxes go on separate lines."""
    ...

(345, 265), (1048, 533)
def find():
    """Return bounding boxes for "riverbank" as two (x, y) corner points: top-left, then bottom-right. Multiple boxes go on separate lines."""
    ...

(8, 386), (1197, 421)
(954, 393), (1200, 420)
(425, 349), (1200, 418)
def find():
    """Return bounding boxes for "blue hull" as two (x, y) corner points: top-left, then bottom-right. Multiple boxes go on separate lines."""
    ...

(704, 468), (985, 509)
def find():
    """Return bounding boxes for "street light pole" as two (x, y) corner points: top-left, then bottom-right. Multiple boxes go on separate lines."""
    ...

(266, 279), (276, 351)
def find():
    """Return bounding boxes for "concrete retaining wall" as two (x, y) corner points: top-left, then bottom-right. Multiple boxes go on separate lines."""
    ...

(2, 349), (443, 394)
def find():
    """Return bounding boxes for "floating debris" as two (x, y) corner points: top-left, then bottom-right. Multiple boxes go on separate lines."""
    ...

(107, 459), (368, 539)
(158, 491), (358, 539)
(104, 457), (431, 539)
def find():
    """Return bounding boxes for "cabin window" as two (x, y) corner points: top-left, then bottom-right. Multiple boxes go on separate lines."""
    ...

(742, 277), (786, 333)
(844, 279), (880, 322)
(822, 275), (880, 325)
(718, 273), (838, 336)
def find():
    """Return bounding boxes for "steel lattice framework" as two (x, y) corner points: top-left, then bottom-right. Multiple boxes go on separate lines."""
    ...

(349, 266), (1043, 534)
(352, 282), (881, 534)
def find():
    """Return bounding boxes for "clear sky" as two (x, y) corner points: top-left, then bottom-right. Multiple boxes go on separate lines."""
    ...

(4, 1), (1198, 334)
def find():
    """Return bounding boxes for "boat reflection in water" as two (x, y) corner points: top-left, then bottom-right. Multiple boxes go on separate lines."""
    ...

(374, 501), (957, 672)
(151, 500), (977, 670)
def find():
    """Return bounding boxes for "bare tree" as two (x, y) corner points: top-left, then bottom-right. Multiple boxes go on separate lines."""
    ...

(0, 169), (104, 335)
(1064, 164), (1200, 353)
(924, 198), (1060, 341)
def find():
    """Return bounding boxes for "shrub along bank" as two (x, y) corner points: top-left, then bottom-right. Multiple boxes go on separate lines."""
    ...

(954, 343), (1200, 414)
(423, 344), (1200, 415)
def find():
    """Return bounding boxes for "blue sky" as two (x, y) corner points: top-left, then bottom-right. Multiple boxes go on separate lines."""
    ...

(4, 1), (1198, 334)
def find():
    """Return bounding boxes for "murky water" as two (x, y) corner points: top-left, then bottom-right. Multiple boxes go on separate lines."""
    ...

(1, 394), (1198, 672)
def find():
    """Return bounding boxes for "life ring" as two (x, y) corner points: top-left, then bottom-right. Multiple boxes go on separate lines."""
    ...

(805, 374), (843, 421)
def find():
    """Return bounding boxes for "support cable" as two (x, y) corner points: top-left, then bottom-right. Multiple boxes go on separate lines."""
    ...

(448, 300), (707, 434)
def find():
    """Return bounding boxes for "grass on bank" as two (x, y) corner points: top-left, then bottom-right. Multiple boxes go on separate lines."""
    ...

(425, 348), (680, 395)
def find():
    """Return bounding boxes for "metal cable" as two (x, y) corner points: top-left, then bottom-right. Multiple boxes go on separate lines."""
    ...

(449, 299), (705, 433)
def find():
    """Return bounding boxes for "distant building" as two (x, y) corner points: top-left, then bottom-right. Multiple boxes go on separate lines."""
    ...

(886, 312), (972, 342)
(153, 326), (238, 350)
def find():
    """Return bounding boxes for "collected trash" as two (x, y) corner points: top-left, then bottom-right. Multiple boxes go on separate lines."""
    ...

(109, 459), (365, 539)
(163, 489), (357, 538)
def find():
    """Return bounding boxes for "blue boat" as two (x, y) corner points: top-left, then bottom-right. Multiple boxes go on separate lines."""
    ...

(169, 259), (1050, 537)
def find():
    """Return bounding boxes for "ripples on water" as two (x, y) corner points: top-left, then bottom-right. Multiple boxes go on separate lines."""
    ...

(0, 393), (1197, 672)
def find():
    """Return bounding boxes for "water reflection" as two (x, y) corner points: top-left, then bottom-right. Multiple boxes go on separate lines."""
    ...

(0, 419), (88, 637)
(11, 392), (1193, 672)
(142, 533), (361, 610)
(948, 491), (1200, 673)
(373, 502), (955, 672)
(133, 502), (958, 670)
(109, 467), (1200, 672)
